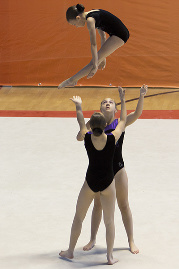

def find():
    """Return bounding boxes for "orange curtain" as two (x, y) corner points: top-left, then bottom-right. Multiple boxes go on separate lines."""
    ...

(0, 0), (179, 87)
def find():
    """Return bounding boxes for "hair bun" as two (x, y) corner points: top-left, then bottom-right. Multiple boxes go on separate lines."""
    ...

(92, 128), (103, 137)
(76, 4), (85, 12)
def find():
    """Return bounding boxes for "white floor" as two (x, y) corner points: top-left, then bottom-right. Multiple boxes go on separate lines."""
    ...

(0, 117), (178, 269)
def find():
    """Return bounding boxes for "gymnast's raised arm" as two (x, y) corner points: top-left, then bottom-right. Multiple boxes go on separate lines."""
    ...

(112, 87), (127, 143)
(70, 96), (87, 139)
(125, 84), (148, 127)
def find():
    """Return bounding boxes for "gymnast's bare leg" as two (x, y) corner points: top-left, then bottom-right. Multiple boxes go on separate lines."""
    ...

(115, 168), (139, 254)
(58, 36), (124, 89)
(83, 194), (102, 251)
(59, 181), (95, 259)
(100, 180), (118, 265)
(83, 168), (139, 254)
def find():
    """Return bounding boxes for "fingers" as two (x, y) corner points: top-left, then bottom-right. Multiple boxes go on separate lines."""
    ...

(98, 63), (106, 70)
(87, 66), (98, 79)
(118, 86), (125, 95)
(118, 86), (123, 91)
(70, 96), (82, 103)
(141, 84), (148, 89)
(118, 87), (125, 100)
(70, 96), (80, 100)
(140, 84), (148, 95)
(87, 72), (95, 79)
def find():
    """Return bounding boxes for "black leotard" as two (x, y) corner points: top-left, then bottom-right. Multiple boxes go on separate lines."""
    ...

(86, 9), (129, 43)
(88, 119), (125, 176)
(104, 119), (125, 175)
(84, 133), (116, 192)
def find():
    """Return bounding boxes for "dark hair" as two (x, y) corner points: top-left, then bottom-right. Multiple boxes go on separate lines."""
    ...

(66, 4), (85, 21)
(92, 128), (103, 137)
(90, 112), (106, 137)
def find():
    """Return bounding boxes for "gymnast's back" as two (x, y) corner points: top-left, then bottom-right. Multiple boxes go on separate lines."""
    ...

(86, 9), (129, 42)
(84, 133), (116, 192)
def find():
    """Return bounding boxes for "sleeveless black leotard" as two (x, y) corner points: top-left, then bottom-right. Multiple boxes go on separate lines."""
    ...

(104, 119), (125, 175)
(84, 133), (116, 192)
(88, 119), (125, 176)
(86, 9), (129, 43)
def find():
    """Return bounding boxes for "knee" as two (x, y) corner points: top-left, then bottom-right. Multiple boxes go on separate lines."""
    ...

(104, 218), (114, 229)
(118, 201), (130, 213)
(103, 214), (114, 227)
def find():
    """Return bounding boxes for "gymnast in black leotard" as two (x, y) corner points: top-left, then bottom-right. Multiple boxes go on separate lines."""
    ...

(85, 131), (116, 192)
(88, 119), (125, 176)
(58, 4), (129, 89)
(59, 88), (126, 265)
(78, 85), (148, 254)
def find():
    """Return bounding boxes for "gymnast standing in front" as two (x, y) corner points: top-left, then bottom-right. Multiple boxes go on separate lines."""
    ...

(58, 4), (129, 88)
(59, 88), (126, 265)
(79, 85), (148, 254)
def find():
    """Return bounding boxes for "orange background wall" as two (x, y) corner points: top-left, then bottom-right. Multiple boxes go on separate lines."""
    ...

(0, 0), (179, 87)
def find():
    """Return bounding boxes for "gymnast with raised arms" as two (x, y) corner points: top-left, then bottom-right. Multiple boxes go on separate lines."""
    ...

(59, 87), (126, 265)
(80, 85), (148, 254)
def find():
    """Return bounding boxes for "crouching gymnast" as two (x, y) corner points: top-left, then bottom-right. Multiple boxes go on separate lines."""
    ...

(58, 4), (129, 89)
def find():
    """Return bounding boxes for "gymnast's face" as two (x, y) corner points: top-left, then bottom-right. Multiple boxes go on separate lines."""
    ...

(100, 98), (117, 114)
(69, 16), (85, 27)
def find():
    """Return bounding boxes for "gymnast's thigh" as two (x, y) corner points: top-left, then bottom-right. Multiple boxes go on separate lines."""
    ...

(75, 180), (95, 219)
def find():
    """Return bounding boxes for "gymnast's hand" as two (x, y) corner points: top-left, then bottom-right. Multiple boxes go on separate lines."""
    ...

(98, 59), (106, 70)
(87, 65), (98, 79)
(70, 96), (82, 105)
(140, 84), (148, 96)
(58, 78), (77, 89)
(118, 86), (125, 100)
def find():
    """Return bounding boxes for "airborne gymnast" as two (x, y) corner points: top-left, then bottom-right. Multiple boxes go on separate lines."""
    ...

(58, 4), (129, 89)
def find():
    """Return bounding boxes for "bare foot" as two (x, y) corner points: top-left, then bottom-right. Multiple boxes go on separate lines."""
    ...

(83, 240), (96, 251)
(58, 78), (77, 89)
(59, 250), (74, 259)
(129, 241), (139, 254)
(107, 255), (119, 265)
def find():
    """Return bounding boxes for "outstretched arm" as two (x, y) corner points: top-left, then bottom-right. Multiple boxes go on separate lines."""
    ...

(112, 87), (127, 143)
(97, 29), (106, 70)
(86, 17), (98, 79)
(126, 84), (148, 127)
(70, 96), (87, 139)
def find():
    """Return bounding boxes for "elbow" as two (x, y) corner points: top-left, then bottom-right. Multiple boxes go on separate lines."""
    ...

(76, 135), (84, 141)
(76, 137), (83, 141)
(134, 111), (142, 119)
(91, 43), (97, 48)
(76, 131), (84, 141)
